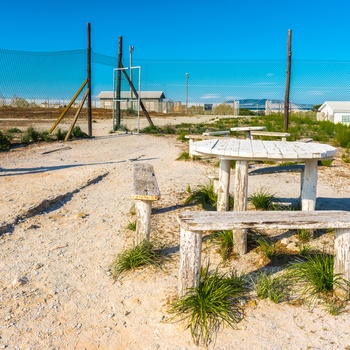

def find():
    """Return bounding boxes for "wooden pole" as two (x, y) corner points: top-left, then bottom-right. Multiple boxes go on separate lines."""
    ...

(334, 228), (350, 299)
(233, 160), (249, 255)
(284, 29), (292, 131)
(135, 200), (153, 244)
(217, 159), (230, 211)
(87, 22), (92, 137)
(179, 228), (202, 295)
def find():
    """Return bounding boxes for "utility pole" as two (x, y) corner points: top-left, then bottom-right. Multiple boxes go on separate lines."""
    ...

(186, 73), (189, 114)
(87, 22), (92, 136)
(284, 29), (292, 131)
(129, 46), (134, 109)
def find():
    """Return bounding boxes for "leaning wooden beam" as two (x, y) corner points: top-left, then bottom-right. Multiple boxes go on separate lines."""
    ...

(49, 79), (88, 134)
(120, 63), (154, 127)
(64, 88), (89, 142)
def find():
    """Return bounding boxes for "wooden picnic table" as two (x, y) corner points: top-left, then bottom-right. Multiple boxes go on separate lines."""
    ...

(230, 126), (266, 139)
(191, 138), (337, 212)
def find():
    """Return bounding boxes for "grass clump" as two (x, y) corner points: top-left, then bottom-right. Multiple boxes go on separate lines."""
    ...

(248, 187), (276, 210)
(297, 229), (313, 243)
(208, 230), (235, 262)
(110, 240), (160, 279)
(256, 235), (277, 260)
(252, 272), (288, 303)
(185, 181), (217, 211)
(176, 151), (191, 161)
(169, 265), (246, 346)
(126, 220), (137, 231)
(0, 131), (11, 150)
(287, 253), (349, 306)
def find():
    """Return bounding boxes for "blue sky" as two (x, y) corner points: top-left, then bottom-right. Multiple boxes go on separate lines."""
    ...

(1, 0), (350, 104)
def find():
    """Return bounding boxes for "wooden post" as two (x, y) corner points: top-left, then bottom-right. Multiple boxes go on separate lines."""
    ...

(87, 22), (92, 137)
(135, 200), (153, 244)
(334, 228), (350, 299)
(179, 228), (202, 295)
(233, 160), (249, 254)
(217, 159), (231, 211)
(284, 29), (292, 132)
(301, 159), (317, 211)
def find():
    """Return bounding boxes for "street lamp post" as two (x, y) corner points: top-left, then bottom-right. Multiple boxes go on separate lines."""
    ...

(186, 73), (189, 114)
(129, 46), (134, 109)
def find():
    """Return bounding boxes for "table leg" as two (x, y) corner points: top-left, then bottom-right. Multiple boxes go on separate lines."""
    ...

(233, 160), (249, 254)
(301, 159), (318, 211)
(217, 159), (230, 211)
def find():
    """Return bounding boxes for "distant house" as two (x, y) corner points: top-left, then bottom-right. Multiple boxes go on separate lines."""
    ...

(97, 91), (171, 113)
(317, 101), (350, 124)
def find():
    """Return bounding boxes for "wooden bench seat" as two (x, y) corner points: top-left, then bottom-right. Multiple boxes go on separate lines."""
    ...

(132, 163), (160, 243)
(177, 210), (350, 297)
(250, 131), (290, 141)
(202, 130), (230, 136)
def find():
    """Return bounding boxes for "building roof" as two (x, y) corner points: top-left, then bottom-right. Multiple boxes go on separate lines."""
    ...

(97, 91), (166, 99)
(319, 101), (350, 112)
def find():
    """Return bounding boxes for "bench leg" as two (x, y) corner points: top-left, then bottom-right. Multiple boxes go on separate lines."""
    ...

(179, 228), (202, 296)
(135, 200), (153, 244)
(217, 159), (231, 211)
(233, 160), (249, 255)
(334, 228), (350, 299)
(301, 159), (317, 211)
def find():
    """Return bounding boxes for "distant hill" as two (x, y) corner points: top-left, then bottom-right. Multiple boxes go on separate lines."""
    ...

(226, 99), (313, 111)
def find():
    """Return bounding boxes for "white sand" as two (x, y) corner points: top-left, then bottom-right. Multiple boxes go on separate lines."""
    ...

(1, 118), (350, 349)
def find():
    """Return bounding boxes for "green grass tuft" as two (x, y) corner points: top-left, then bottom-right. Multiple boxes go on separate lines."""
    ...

(252, 272), (288, 303)
(287, 253), (349, 304)
(248, 187), (276, 210)
(169, 265), (246, 346)
(110, 240), (160, 279)
(208, 230), (235, 262)
(185, 181), (217, 211)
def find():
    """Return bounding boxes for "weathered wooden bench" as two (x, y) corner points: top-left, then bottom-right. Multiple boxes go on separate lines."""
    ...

(202, 130), (230, 136)
(250, 131), (290, 141)
(132, 163), (160, 243)
(177, 210), (350, 297)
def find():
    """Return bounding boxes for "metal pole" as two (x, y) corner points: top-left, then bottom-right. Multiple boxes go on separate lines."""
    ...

(116, 36), (123, 129)
(87, 22), (92, 137)
(129, 46), (134, 108)
(186, 73), (189, 114)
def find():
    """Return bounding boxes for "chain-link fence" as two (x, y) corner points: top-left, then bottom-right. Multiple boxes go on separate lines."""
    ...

(1, 46), (350, 134)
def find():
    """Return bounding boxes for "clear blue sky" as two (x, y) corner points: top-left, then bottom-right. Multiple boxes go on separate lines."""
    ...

(2, 0), (350, 104)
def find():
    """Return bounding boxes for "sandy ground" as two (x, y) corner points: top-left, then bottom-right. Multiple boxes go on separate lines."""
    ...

(1, 117), (350, 350)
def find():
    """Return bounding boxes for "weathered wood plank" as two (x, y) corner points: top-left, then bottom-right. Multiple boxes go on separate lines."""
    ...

(132, 163), (160, 200)
(202, 130), (230, 136)
(177, 210), (350, 231)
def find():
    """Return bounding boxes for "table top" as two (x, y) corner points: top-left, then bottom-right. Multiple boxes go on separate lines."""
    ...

(191, 139), (337, 161)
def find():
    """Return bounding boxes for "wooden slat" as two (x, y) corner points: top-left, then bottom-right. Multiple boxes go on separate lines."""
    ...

(250, 131), (290, 138)
(202, 130), (230, 136)
(132, 163), (160, 200)
(178, 210), (350, 231)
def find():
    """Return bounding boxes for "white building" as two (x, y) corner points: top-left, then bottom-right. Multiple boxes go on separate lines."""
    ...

(97, 91), (171, 113)
(317, 101), (350, 124)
